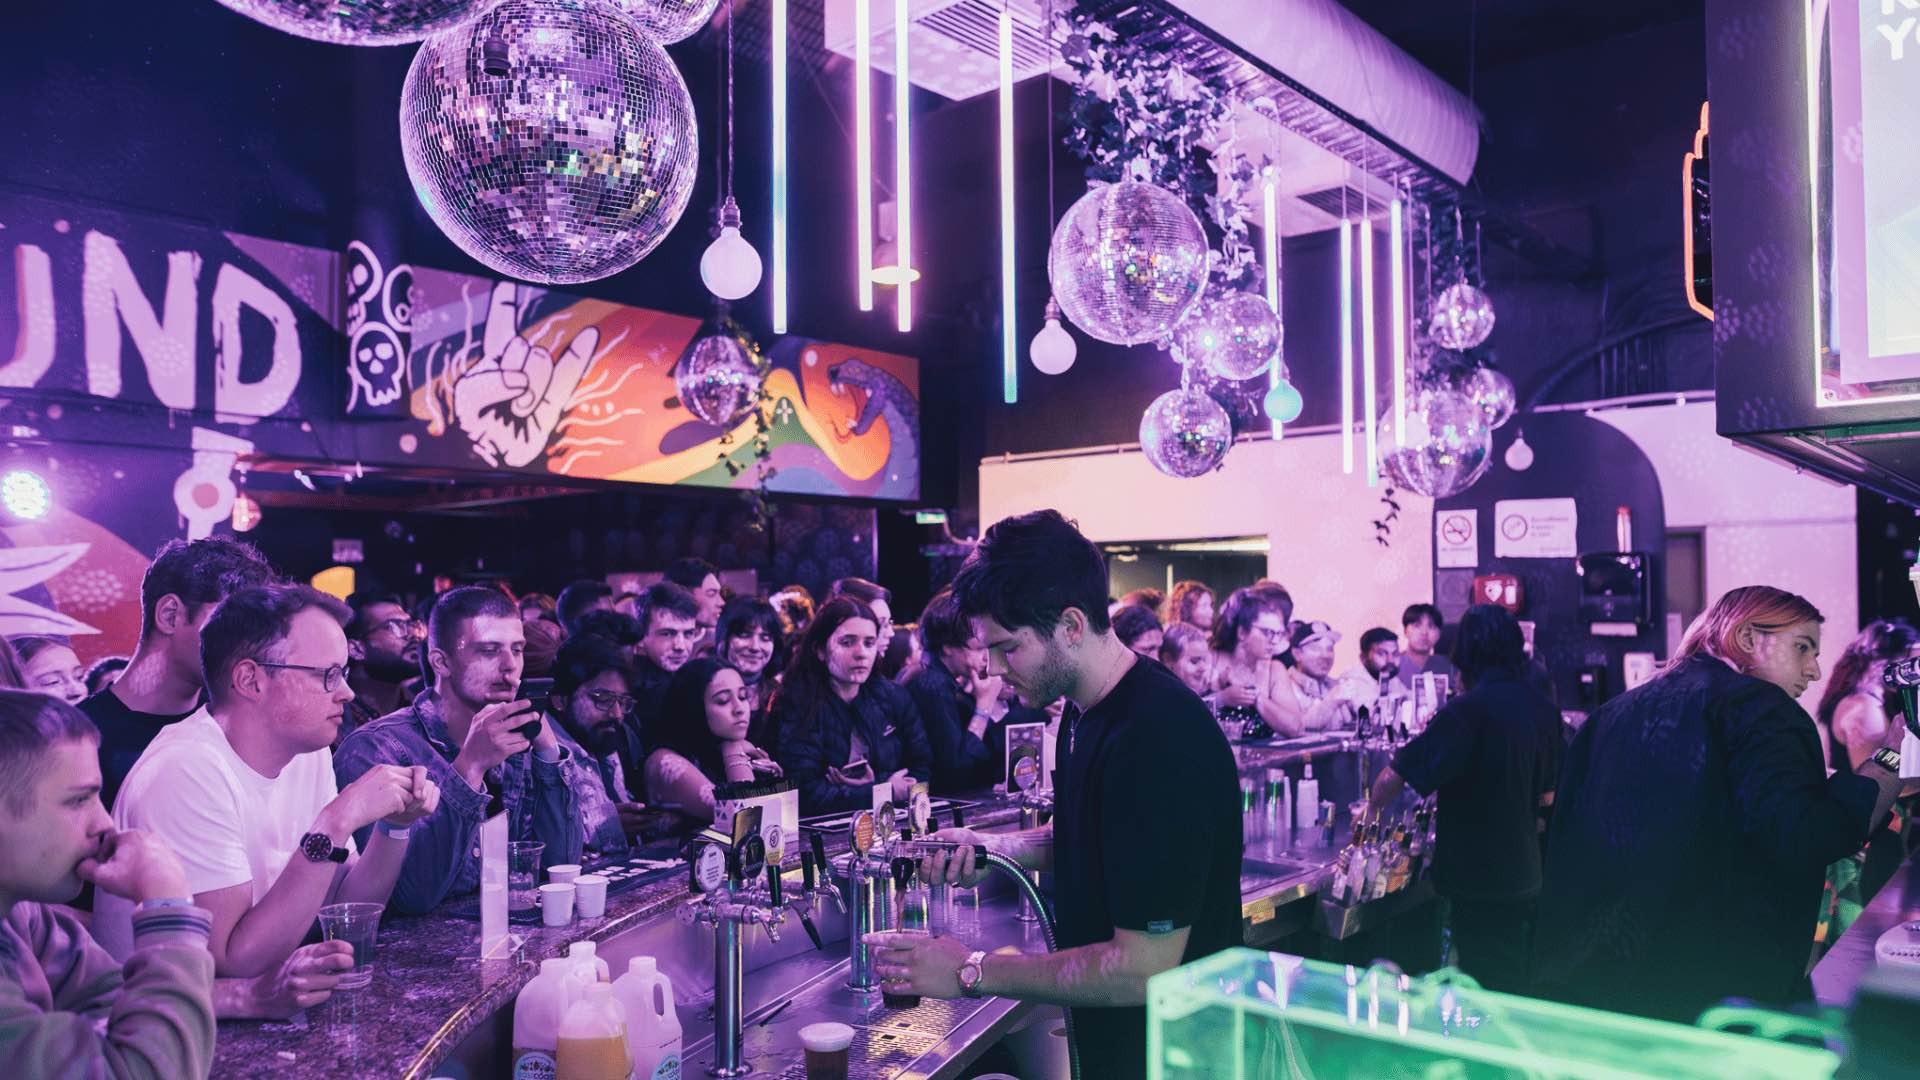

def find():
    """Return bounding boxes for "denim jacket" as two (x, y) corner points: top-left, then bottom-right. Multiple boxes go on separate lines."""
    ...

(332, 691), (582, 914)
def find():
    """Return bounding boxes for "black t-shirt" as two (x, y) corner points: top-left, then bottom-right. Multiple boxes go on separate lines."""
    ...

(1391, 671), (1562, 901)
(83, 687), (201, 815)
(1052, 655), (1243, 1080)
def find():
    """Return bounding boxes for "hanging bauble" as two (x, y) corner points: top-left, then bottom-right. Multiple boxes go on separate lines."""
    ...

(1173, 290), (1283, 381)
(674, 327), (761, 427)
(610, 0), (721, 43)
(1377, 386), (1492, 498)
(1139, 387), (1231, 478)
(1464, 365), (1516, 429)
(1030, 298), (1078, 375)
(1263, 380), (1303, 423)
(400, 0), (699, 284)
(1429, 281), (1496, 350)
(1047, 181), (1209, 346)
(211, 0), (499, 45)
(700, 196), (762, 300)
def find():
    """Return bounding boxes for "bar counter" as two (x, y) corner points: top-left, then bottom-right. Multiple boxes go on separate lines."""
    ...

(1813, 850), (1920, 1009)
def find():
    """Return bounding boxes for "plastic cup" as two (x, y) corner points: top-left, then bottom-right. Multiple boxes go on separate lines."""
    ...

(509, 841), (545, 911)
(539, 882), (575, 926)
(800, 1022), (854, 1080)
(317, 902), (383, 989)
(574, 874), (608, 918)
(548, 863), (581, 884)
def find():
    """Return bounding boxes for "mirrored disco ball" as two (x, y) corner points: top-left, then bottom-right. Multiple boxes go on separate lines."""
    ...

(675, 332), (761, 426)
(400, 0), (699, 284)
(610, 0), (721, 43)
(1429, 281), (1496, 350)
(1139, 387), (1232, 478)
(1048, 182), (1209, 346)
(212, 0), (500, 44)
(1378, 386), (1492, 498)
(1174, 289), (1282, 381)
(1465, 365), (1516, 429)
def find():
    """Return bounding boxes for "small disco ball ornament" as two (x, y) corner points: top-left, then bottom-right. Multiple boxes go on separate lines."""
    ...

(1263, 380), (1303, 423)
(1429, 281), (1496, 350)
(1465, 365), (1517, 429)
(1174, 290), (1282, 381)
(675, 331), (761, 426)
(1048, 181), (1209, 346)
(610, 0), (720, 43)
(400, 0), (699, 284)
(1139, 387), (1232, 478)
(1377, 386), (1492, 497)
(211, 0), (499, 45)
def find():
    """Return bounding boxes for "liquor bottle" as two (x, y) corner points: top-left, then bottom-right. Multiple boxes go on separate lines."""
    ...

(1362, 825), (1385, 901)
(1329, 848), (1352, 905)
(1386, 827), (1412, 894)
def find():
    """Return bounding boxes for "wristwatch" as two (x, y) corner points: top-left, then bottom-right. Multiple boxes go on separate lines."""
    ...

(300, 832), (349, 864)
(1869, 747), (1902, 775)
(958, 950), (988, 998)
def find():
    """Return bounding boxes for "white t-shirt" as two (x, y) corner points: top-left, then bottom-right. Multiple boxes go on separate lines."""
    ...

(95, 707), (349, 960)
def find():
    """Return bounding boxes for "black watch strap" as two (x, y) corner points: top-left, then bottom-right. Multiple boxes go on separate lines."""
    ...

(1870, 747), (1901, 775)
(301, 832), (349, 864)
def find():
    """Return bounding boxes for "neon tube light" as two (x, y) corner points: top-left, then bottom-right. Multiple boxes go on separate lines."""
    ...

(893, 0), (913, 332)
(1389, 199), (1407, 447)
(1339, 219), (1353, 474)
(772, 0), (789, 333)
(854, 0), (873, 311)
(998, 6), (1016, 403)
(1262, 174), (1279, 435)
(1359, 217), (1378, 487)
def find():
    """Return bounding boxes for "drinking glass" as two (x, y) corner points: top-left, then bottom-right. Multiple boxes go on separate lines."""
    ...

(317, 902), (384, 989)
(509, 841), (546, 912)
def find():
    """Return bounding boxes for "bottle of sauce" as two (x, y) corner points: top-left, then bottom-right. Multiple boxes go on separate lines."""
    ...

(557, 983), (633, 1080)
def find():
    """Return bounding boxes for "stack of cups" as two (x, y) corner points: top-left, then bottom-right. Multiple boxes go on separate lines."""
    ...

(540, 864), (583, 927)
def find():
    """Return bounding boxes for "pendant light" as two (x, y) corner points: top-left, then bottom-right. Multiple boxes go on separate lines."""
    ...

(1029, 0), (1076, 377)
(700, 0), (763, 301)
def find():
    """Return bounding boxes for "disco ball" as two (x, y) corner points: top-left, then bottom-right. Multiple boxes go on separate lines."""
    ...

(1465, 365), (1516, 429)
(1139, 387), (1232, 478)
(1048, 182), (1209, 346)
(1378, 386), (1492, 498)
(675, 331), (761, 426)
(211, 0), (500, 44)
(1174, 289), (1282, 381)
(1430, 281), (1496, 350)
(611, 0), (721, 43)
(400, 0), (699, 284)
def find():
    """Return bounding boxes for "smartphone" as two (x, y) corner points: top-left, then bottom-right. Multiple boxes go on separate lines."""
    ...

(511, 678), (555, 740)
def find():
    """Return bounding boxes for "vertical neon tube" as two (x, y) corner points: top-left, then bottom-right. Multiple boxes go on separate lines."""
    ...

(854, 0), (873, 311)
(998, 7), (1016, 403)
(1262, 175), (1280, 436)
(1339, 220), (1354, 474)
(893, 0), (913, 332)
(1359, 217), (1379, 487)
(1389, 200), (1407, 447)
(771, 0), (789, 332)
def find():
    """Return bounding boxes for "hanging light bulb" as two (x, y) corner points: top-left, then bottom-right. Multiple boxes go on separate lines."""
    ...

(700, 196), (763, 301)
(1504, 428), (1535, 472)
(1030, 297), (1077, 375)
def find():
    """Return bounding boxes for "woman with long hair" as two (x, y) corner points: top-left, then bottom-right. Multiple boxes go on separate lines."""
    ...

(715, 596), (787, 747)
(1163, 581), (1215, 632)
(645, 657), (782, 828)
(770, 596), (932, 814)
(1535, 586), (1905, 1023)
(11, 636), (85, 705)
(1207, 588), (1299, 739)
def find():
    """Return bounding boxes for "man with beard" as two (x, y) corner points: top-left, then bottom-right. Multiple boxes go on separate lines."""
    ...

(340, 592), (421, 745)
(544, 636), (648, 856)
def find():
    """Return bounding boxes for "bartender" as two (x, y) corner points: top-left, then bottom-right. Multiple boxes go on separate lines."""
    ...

(866, 510), (1242, 1080)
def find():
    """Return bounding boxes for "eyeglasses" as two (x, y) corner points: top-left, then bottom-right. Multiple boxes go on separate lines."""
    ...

(257, 662), (348, 692)
(584, 688), (636, 715)
(374, 617), (419, 639)
(1250, 625), (1286, 639)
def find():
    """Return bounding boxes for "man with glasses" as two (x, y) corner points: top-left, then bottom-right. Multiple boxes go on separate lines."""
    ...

(545, 636), (649, 856)
(341, 592), (421, 745)
(97, 586), (439, 987)
(334, 587), (581, 914)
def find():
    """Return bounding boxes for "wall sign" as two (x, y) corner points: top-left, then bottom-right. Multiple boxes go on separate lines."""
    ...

(1435, 509), (1479, 569)
(1493, 498), (1579, 559)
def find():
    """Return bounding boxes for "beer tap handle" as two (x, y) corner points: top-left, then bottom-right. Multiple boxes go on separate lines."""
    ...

(951, 806), (967, 828)
(766, 861), (784, 907)
(809, 830), (829, 877)
(801, 850), (816, 893)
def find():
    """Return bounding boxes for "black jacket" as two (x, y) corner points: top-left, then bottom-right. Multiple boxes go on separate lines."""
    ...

(1534, 655), (1881, 1021)
(772, 679), (933, 815)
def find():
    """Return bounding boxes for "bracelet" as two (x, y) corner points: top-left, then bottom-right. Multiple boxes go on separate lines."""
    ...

(134, 897), (196, 915)
(377, 821), (412, 840)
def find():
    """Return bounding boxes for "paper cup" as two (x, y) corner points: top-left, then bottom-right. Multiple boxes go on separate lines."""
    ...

(547, 863), (582, 884)
(574, 873), (609, 918)
(539, 882), (575, 927)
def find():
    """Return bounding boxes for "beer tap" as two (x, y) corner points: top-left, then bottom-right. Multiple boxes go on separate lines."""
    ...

(843, 806), (897, 991)
(678, 807), (786, 1078)
(788, 829), (842, 951)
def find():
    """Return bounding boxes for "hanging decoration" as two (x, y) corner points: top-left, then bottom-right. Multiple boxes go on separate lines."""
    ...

(1464, 364), (1516, 429)
(1428, 213), (1495, 350)
(1030, 298), (1078, 375)
(210, 0), (498, 45)
(674, 312), (765, 427)
(1504, 427), (1536, 472)
(700, 0), (762, 301)
(613, 0), (722, 44)
(1173, 290), (1282, 382)
(399, 0), (699, 284)
(1263, 380), (1303, 424)
(1377, 385), (1492, 498)
(1047, 181), (1209, 346)
(1140, 381), (1232, 478)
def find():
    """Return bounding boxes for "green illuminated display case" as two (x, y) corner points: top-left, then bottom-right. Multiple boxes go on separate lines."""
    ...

(1148, 949), (1838, 1079)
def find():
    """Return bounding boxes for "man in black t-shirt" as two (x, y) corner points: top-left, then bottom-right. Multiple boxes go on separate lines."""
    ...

(867, 511), (1242, 1080)
(1367, 604), (1562, 994)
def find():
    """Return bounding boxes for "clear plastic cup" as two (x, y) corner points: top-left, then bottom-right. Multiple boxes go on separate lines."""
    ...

(317, 902), (384, 989)
(509, 841), (545, 911)
(799, 1021), (854, 1079)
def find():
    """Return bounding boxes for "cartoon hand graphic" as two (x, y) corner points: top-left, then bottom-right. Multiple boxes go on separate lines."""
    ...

(451, 281), (599, 468)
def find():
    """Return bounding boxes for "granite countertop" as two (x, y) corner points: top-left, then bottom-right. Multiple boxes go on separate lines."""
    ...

(211, 795), (1024, 1080)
